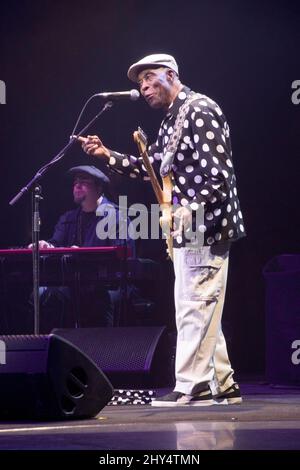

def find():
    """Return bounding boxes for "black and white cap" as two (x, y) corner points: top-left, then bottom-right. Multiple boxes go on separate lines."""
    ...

(127, 53), (179, 83)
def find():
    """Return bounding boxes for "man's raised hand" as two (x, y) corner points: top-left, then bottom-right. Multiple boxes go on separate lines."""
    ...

(77, 135), (110, 159)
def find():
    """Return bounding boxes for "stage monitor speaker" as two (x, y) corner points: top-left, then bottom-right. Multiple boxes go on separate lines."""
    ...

(52, 326), (174, 388)
(0, 334), (114, 419)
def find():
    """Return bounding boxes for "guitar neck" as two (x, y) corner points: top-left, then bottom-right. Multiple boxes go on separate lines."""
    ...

(134, 129), (173, 206)
(133, 129), (174, 262)
(140, 151), (165, 204)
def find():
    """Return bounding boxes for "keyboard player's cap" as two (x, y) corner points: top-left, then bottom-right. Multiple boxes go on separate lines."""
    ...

(68, 165), (110, 185)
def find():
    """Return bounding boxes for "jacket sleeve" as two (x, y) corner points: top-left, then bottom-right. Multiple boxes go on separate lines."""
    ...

(47, 212), (71, 247)
(105, 136), (162, 182)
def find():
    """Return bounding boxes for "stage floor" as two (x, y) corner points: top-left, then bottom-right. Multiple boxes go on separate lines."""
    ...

(0, 381), (300, 451)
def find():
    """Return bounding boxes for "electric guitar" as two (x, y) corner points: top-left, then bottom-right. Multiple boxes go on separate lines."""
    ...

(133, 127), (173, 261)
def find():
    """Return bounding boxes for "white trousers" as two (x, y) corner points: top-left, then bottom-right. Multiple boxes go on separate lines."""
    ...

(173, 245), (235, 395)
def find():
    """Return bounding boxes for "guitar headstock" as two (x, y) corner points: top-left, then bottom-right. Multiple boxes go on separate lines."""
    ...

(133, 126), (148, 151)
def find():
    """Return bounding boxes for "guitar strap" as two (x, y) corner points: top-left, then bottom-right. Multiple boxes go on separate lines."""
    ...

(160, 91), (203, 178)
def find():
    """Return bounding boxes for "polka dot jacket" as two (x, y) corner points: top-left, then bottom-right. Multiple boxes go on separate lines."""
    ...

(107, 86), (245, 247)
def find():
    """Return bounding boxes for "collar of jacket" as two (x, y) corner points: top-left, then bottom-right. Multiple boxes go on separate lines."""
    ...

(165, 85), (191, 118)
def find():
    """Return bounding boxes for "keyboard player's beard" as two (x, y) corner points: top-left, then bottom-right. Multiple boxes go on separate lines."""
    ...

(74, 194), (85, 205)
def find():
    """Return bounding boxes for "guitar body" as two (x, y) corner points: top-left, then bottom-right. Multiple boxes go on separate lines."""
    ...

(133, 128), (173, 261)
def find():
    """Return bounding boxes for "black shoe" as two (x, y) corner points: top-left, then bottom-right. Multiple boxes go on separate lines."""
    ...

(188, 388), (216, 406)
(151, 391), (190, 407)
(213, 383), (242, 404)
(151, 389), (216, 407)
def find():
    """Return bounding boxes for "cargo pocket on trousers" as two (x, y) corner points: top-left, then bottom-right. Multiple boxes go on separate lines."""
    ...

(185, 250), (221, 301)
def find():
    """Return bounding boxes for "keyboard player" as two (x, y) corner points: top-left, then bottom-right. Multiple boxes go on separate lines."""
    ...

(25, 165), (134, 333)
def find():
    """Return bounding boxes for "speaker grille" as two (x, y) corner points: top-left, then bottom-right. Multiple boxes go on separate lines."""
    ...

(53, 327), (164, 371)
(0, 334), (49, 350)
(53, 326), (173, 388)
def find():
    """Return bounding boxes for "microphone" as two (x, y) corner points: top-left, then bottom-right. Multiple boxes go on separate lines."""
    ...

(95, 89), (140, 101)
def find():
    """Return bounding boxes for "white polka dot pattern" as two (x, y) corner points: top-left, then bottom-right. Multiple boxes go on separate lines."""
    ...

(105, 87), (245, 247)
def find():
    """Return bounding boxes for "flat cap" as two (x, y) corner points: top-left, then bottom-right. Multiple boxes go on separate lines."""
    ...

(127, 53), (178, 83)
(68, 165), (110, 184)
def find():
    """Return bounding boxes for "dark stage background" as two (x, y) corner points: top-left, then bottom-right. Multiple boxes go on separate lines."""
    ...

(0, 0), (299, 374)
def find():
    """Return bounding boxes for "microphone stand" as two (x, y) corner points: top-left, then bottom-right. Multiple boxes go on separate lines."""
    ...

(31, 185), (42, 334)
(9, 100), (113, 334)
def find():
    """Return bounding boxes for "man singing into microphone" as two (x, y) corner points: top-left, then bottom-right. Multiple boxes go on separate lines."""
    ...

(79, 53), (245, 406)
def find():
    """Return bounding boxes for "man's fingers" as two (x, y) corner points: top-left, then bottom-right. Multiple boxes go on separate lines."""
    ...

(75, 134), (106, 157)
(77, 136), (100, 144)
(84, 144), (98, 154)
(77, 135), (102, 151)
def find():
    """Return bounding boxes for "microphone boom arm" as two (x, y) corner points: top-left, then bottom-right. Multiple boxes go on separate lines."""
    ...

(9, 100), (113, 206)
